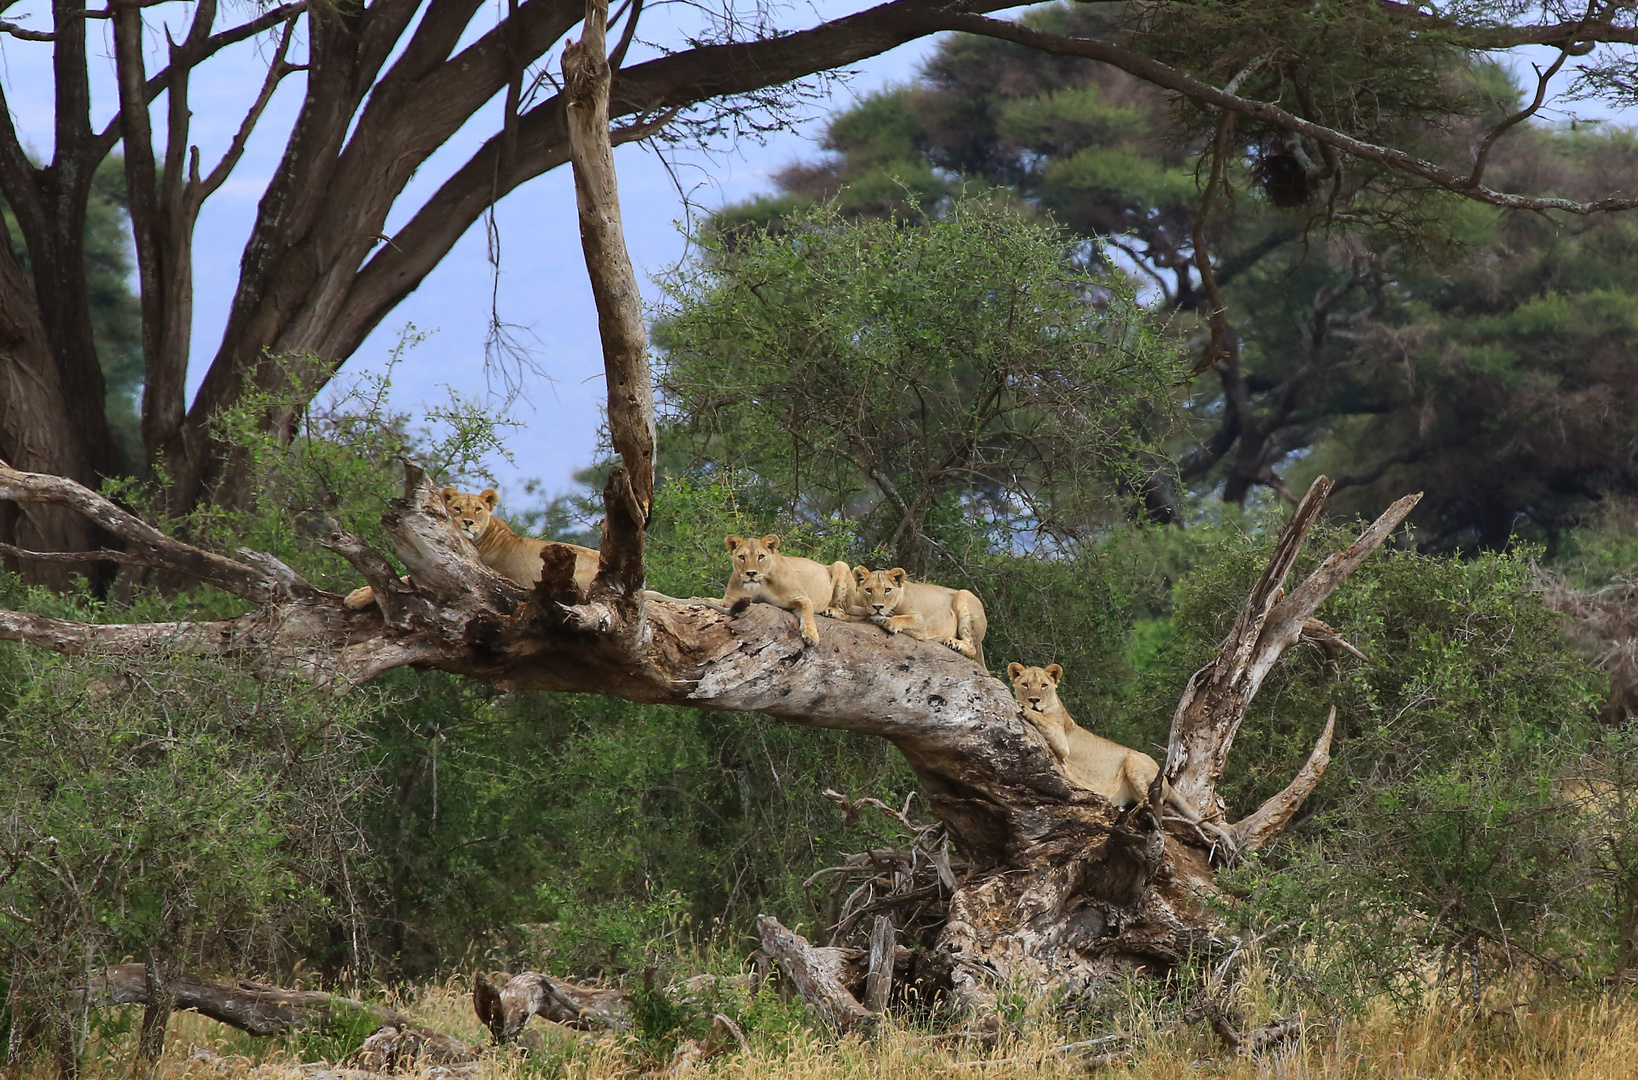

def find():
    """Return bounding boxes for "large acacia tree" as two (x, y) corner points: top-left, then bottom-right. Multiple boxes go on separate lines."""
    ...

(0, 0), (1421, 1011)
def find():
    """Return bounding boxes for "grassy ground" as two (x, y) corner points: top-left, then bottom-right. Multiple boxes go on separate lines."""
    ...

(59, 977), (1638, 1080)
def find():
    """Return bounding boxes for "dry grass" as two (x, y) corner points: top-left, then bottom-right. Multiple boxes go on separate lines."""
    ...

(47, 977), (1638, 1080)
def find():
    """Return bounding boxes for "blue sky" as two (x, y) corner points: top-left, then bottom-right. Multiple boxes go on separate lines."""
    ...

(0, 7), (1628, 512)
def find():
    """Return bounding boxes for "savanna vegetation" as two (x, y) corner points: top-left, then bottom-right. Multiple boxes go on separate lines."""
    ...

(4, 1), (1638, 1078)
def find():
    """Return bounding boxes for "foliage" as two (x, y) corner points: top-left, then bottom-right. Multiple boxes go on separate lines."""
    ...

(727, 3), (1638, 544)
(656, 196), (1182, 569)
(1154, 516), (1606, 1005)
(0, 638), (381, 1066)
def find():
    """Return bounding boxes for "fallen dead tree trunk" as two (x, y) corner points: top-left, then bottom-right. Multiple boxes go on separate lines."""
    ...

(4, 468), (1410, 1007)
(97, 965), (478, 1068)
(95, 964), (402, 1038)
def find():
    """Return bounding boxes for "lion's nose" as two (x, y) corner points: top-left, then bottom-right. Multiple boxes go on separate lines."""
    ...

(1028, 696), (1040, 704)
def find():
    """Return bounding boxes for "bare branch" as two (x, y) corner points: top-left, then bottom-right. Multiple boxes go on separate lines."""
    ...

(193, 16), (300, 201)
(92, 2), (310, 156)
(0, 544), (149, 567)
(932, 14), (1638, 216)
(1229, 707), (1335, 853)
(0, 461), (304, 603)
(1466, 46), (1571, 190)
(0, 609), (242, 657)
(564, 0), (655, 589)
(0, 18), (52, 40)
(1166, 478), (1422, 815)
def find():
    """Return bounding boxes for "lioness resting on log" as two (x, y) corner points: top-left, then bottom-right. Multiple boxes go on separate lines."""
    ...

(642, 534), (851, 647)
(345, 487), (599, 609)
(841, 567), (988, 668)
(1008, 662), (1235, 852)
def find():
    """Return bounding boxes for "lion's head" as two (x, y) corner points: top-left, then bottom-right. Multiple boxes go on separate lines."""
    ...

(851, 566), (909, 615)
(1007, 662), (1065, 714)
(442, 487), (499, 540)
(724, 533), (782, 587)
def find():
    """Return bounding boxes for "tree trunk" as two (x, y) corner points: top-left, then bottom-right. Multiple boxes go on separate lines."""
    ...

(96, 964), (403, 1038)
(0, 243), (100, 588)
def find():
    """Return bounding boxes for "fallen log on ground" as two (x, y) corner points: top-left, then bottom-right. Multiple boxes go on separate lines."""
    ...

(95, 964), (402, 1038)
(96, 965), (478, 1070)
(473, 971), (631, 1042)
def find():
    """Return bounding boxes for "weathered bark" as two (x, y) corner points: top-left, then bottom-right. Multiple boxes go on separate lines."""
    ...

(756, 916), (875, 1033)
(349, 1025), (477, 1070)
(864, 915), (896, 1013)
(0, 245), (98, 587)
(472, 971), (629, 1041)
(1166, 479), (1420, 818)
(563, 0), (655, 580)
(95, 964), (402, 1038)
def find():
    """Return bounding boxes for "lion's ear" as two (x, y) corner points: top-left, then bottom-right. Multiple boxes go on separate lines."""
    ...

(725, 534), (743, 552)
(762, 534), (780, 551)
(1045, 663), (1063, 683)
(853, 565), (870, 585)
(480, 489), (499, 509)
(1007, 662), (1025, 681)
(441, 486), (459, 502)
(888, 568), (908, 586)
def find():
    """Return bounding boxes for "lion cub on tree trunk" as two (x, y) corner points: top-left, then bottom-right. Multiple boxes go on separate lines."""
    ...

(641, 534), (851, 647)
(344, 488), (599, 609)
(1007, 662), (1235, 852)
(844, 567), (988, 668)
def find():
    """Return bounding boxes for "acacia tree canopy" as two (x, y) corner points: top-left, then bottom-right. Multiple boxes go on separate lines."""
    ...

(656, 199), (1181, 568)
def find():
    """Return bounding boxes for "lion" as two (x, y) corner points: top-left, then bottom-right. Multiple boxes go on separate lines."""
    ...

(344, 488), (598, 609)
(1007, 662), (1235, 851)
(641, 534), (851, 647)
(844, 567), (988, 668)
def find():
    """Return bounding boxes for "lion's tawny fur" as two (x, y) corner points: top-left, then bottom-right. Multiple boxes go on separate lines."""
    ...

(1008, 662), (1234, 850)
(344, 488), (598, 610)
(642, 534), (851, 647)
(845, 567), (987, 668)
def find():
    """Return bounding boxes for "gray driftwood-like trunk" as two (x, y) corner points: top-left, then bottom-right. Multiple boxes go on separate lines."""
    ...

(0, 0), (1419, 1007)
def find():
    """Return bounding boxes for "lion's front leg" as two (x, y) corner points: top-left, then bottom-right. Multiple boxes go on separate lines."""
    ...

(870, 613), (923, 637)
(1025, 713), (1072, 762)
(791, 595), (821, 647)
